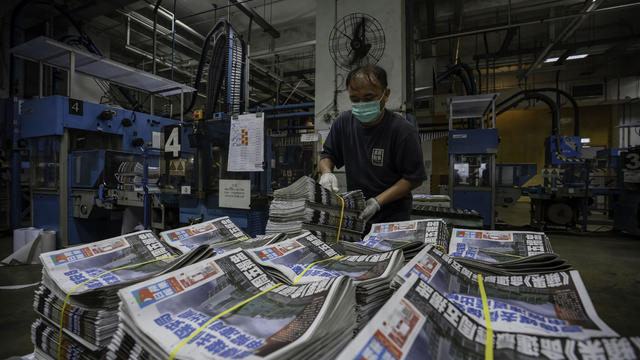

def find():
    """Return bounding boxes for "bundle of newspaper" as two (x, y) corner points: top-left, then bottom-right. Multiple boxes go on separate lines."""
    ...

(31, 230), (207, 360)
(31, 317), (103, 360)
(106, 249), (357, 360)
(159, 216), (284, 254)
(448, 228), (554, 263)
(340, 245), (634, 360)
(342, 219), (449, 261)
(245, 232), (404, 332)
(265, 176), (366, 242)
(339, 275), (639, 360)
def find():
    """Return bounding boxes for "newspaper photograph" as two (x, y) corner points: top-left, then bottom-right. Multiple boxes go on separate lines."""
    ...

(338, 275), (640, 360)
(159, 217), (249, 254)
(449, 228), (553, 263)
(113, 249), (357, 360)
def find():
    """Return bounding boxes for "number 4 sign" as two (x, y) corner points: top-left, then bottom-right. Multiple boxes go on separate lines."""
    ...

(164, 125), (181, 158)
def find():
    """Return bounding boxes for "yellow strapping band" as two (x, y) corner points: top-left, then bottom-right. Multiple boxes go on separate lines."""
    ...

(293, 255), (344, 285)
(57, 255), (177, 360)
(334, 194), (345, 244)
(209, 237), (250, 248)
(477, 274), (494, 360)
(430, 243), (447, 253)
(168, 282), (283, 360)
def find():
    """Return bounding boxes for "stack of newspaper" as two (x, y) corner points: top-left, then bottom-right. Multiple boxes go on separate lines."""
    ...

(341, 245), (634, 360)
(448, 228), (554, 262)
(342, 219), (449, 261)
(31, 231), (191, 359)
(159, 216), (283, 254)
(265, 176), (366, 242)
(107, 249), (358, 360)
(245, 232), (405, 332)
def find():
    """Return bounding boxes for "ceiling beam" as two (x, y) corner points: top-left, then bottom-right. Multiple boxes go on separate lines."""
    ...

(522, 0), (603, 79)
(418, 2), (640, 43)
(229, 0), (280, 38)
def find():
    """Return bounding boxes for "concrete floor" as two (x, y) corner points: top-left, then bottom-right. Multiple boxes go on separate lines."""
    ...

(0, 203), (638, 357)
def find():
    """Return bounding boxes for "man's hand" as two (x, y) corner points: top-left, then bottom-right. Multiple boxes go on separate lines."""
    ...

(358, 197), (381, 222)
(319, 173), (339, 192)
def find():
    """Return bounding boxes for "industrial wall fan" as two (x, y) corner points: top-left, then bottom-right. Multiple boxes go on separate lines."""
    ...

(329, 13), (385, 70)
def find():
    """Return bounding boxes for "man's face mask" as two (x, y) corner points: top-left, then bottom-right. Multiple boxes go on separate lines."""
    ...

(351, 92), (384, 123)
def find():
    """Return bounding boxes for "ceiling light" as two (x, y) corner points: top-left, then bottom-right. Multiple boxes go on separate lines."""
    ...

(544, 57), (559, 63)
(567, 54), (589, 60)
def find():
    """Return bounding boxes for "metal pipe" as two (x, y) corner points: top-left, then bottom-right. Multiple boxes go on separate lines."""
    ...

(171, 0), (176, 80)
(250, 102), (315, 112)
(418, 2), (640, 43)
(152, 0), (162, 76)
(250, 40), (316, 59)
(229, 0), (280, 38)
(265, 111), (314, 119)
(118, 9), (200, 54)
(148, 4), (205, 41)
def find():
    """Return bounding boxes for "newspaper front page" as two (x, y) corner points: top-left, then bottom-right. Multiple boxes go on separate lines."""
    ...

(112, 249), (357, 360)
(391, 245), (616, 340)
(339, 275), (640, 360)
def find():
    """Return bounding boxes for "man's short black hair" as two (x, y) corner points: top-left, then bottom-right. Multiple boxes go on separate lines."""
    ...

(346, 65), (388, 89)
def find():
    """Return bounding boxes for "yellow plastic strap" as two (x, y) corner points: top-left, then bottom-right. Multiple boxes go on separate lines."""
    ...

(476, 248), (523, 259)
(209, 237), (250, 248)
(57, 255), (177, 360)
(293, 255), (344, 285)
(477, 274), (494, 360)
(430, 244), (447, 253)
(168, 282), (283, 360)
(335, 194), (345, 244)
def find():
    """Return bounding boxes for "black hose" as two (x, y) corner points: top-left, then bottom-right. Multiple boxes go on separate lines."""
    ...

(497, 88), (579, 137)
(204, 33), (228, 118)
(171, 19), (230, 119)
(435, 64), (471, 95)
(496, 92), (560, 149)
(475, 59), (482, 94)
(459, 62), (477, 95)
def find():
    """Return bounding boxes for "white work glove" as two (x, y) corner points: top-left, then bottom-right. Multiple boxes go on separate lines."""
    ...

(319, 172), (339, 192)
(358, 197), (381, 222)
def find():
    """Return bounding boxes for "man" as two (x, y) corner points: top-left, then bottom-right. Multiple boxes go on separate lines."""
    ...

(319, 65), (427, 232)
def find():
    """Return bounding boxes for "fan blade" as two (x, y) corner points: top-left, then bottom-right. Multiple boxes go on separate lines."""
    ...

(359, 17), (366, 41)
(352, 17), (365, 40)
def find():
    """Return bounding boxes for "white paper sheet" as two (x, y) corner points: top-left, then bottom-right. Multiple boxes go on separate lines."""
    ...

(227, 113), (264, 172)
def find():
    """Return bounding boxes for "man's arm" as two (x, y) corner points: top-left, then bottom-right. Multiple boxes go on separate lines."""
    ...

(319, 157), (334, 175)
(375, 178), (423, 206)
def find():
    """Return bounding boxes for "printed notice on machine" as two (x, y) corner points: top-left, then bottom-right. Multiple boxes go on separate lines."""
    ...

(228, 113), (264, 172)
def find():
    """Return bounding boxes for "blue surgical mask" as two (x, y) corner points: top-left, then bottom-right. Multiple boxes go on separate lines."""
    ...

(352, 93), (385, 123)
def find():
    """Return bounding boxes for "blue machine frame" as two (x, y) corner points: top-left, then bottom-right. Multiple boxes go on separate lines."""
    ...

(18, 95), (180, 246)
(448, 128), (499, 227)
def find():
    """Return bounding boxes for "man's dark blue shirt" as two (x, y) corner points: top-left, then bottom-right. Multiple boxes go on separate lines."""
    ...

(320, 109), (427, 223)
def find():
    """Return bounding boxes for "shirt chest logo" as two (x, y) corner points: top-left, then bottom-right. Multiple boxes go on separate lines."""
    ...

(371, 148), (384, 167)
